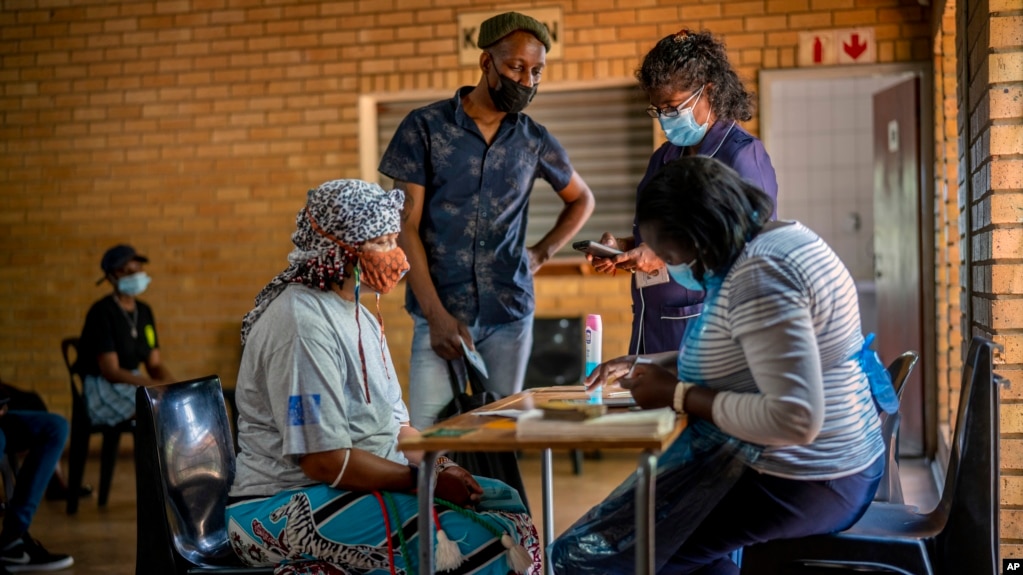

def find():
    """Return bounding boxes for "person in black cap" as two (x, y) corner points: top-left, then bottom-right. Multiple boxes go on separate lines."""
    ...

(74, 244), (173, 426)
(378, 11), (595, 429)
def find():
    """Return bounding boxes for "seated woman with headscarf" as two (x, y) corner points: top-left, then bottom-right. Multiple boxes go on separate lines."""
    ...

(226, 180), (539, 575)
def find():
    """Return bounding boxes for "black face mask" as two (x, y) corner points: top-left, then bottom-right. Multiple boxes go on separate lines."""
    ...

(487, 66), (537, 114)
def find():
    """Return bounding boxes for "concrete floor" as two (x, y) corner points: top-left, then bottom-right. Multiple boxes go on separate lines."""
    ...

(21, 449), (939, 574)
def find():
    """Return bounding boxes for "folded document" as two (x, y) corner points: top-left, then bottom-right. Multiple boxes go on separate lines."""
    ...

(515, 407), (676, 439)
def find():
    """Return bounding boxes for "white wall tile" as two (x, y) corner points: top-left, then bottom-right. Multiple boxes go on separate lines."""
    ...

(762, 73), (920, 281)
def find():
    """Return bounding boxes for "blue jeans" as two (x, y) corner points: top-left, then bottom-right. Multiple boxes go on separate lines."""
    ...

(407, 313), (533, 430)
(0, 411), (69, 541)
(658, 454), (885, 574)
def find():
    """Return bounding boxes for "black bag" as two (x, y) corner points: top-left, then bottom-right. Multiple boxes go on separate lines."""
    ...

(439, 358), (530, 513)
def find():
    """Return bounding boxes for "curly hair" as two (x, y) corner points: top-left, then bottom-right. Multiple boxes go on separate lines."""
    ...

(635, 29), (754, 122)
(636, 156), (773, 278)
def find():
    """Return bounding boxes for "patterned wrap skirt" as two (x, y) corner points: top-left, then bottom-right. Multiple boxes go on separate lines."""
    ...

(226, 476), (539, 575)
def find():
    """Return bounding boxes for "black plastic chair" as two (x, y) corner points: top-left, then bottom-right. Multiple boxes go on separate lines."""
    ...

(874, 351), (920, 503)
(134, 375), (273, 575)
(60, 336), (135, 515)
(741, 337), (1002, 575)
(0, 453), (14, 504)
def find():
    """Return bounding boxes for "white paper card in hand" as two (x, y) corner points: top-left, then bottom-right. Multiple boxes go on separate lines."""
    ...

(461, 337), (489, 379)
(636, 267), (670, 288)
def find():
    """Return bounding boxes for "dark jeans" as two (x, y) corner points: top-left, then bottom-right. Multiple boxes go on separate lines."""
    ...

(658, 454), (885, 575)
(0, 410), (69, 542)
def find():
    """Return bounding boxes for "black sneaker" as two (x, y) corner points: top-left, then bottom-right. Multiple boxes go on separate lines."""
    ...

(0, 535), (73, 572)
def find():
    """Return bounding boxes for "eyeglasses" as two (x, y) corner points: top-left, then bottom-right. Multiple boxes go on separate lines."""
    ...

(645, 85), (705, 119)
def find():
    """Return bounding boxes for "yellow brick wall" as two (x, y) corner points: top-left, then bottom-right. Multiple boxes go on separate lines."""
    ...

(950, 0), (1023, 560)
(931, 0), (961, 451)
(0, 0), (932, 419)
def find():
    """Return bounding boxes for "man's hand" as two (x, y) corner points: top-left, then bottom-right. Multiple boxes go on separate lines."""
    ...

(427, 311), (472, 361)
(526, 246), (546, 274)
(435, 466), (483, 507)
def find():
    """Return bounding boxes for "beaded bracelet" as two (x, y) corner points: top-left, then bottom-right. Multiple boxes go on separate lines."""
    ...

(434, 456), (459, 478)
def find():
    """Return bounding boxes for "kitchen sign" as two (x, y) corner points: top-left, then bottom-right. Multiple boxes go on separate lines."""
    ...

(457, 6), (563, 66)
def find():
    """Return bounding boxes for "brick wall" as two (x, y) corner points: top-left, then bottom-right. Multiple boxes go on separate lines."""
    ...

(931, 0), (961, 450)
(0, 0), (932, 418)
(952, 0), (1023, 559)
(992, 0), (1023, 559)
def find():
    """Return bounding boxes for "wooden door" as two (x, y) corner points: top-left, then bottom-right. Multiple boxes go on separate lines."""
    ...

(873, 78), (923, 456)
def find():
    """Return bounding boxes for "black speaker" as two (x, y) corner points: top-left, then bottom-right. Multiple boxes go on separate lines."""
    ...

(525, 316), (584, 388)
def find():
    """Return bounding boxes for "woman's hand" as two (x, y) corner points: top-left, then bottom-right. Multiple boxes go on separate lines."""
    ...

(435, 466), (483, 508)
(609, 242), (665, 275)
(618, 363), (678, 410)
(583, 355), (638, 392)
(588, 233), (626, 275)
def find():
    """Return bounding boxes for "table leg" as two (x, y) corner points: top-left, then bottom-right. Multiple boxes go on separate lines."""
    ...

(417, 451), (438, 575)
(635, 450), (658, 575)
(541, 448), (554, 575)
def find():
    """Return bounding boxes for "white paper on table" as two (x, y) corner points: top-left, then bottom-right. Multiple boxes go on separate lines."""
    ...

(475, 409), (528, 419)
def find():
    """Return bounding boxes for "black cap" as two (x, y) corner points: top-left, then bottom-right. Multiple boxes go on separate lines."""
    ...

(96, 244), (148, 285)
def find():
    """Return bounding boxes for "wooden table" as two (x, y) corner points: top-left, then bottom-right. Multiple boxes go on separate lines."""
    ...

(397, 386), (685, 575)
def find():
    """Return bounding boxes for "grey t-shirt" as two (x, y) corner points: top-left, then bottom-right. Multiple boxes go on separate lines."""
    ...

(230, 284), (410, 497)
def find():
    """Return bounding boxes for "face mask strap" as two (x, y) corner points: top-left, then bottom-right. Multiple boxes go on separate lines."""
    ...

(306, 210), (360, 260)
(351, 266), (373, 403)
(680, 85), (704, 112)
(696, 87), (712, 126)
(373, 292), (392, 381)
(307, 210), (376, 401)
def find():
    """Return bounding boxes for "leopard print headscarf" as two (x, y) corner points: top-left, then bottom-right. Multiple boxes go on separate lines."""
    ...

(241, 180), (404, 346)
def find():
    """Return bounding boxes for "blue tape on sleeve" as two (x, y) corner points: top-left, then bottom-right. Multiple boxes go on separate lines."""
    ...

(287, 394), (321, 426)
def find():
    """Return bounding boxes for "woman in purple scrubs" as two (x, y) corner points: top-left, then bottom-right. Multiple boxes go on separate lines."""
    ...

(591, 29), (779, 355)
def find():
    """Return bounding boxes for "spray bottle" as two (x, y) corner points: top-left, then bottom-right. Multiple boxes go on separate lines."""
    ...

(585, 314), (603, 404)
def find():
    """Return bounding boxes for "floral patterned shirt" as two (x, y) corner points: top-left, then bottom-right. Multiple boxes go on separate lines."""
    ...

(378, 87), (575, 325)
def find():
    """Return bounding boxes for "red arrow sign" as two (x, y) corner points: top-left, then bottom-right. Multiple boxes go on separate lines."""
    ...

(843, 33), (867, 60)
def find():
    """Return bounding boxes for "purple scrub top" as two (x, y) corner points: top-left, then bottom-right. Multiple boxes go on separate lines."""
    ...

(629, 120), (778, 354)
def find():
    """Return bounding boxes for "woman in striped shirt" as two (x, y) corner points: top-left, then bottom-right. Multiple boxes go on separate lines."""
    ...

(552, 156), (886, 574)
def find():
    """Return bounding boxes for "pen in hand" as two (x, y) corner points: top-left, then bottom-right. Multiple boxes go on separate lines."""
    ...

(625, 356), (654, 378)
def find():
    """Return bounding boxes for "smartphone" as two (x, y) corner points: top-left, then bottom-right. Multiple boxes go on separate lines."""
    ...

(573, 240), (623, 259)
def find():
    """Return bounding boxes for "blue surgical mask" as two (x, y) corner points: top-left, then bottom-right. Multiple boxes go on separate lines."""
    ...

(666, 259), (704, 292)
(657, 88), (709, 147)
(117, 272), (151, 296)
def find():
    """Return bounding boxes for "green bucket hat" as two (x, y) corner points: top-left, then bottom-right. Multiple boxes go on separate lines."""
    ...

(477, 11), (551, 52)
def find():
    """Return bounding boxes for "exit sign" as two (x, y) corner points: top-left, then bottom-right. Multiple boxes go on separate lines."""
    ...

(457, 7), (563, 66)
(798, 28), (876, 67)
